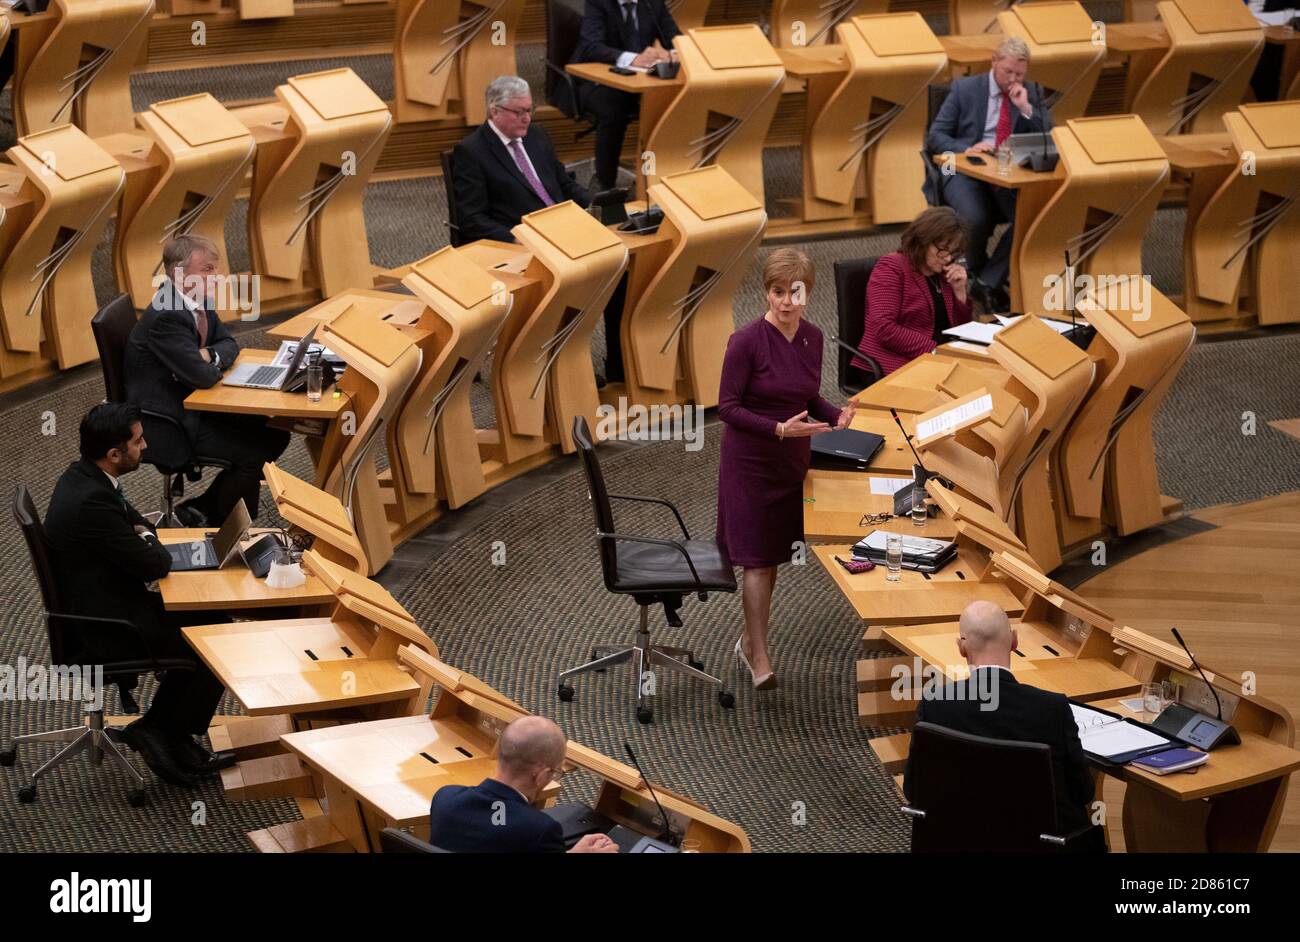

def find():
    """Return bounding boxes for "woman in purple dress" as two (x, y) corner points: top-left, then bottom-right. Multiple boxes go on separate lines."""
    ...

(716, 249), (856, 690)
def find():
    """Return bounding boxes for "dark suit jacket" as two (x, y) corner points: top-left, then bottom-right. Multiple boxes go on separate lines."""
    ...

(124, 280), (239, 468)
(452, 123), (590, 244)
(902, 668), (1094, 834)
(428, 778), (566, 853)
(43, 459), (173, 655)
(924, 74), (1054, 203)
(573, 0), (681, 65)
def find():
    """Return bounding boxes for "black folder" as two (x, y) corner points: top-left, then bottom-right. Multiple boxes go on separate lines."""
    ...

(810, 429), (884, 471)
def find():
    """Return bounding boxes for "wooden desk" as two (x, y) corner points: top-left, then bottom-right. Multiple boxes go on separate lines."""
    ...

(803, 468), (958, 543)
(156, 529), (333, 611)
(1104, 21), (1169, 55)
(1157, 132), (1235, 171)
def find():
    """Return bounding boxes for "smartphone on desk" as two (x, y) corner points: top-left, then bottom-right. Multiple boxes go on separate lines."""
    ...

(610, 66), (637, 76)
(966, 155), (987, 166)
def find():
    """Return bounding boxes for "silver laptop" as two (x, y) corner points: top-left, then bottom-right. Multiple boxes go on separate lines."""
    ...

(165, 502), (252, 572)
(222, 324), (318, 390)
(1008, 132), (1057, 165)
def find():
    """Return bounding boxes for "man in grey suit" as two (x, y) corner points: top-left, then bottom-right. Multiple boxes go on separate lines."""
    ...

(925, 37), (1053, 312)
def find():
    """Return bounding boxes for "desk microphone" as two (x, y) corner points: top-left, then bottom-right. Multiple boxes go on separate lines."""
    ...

(1171, 627), (1223, 721)
(1031, 82), (1052, 173)
(890, 407), (929, 479)
(623, 741), (676, 845)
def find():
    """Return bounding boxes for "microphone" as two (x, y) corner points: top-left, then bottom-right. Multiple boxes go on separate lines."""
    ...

(1065, 248), (1076, 336)
(890, 407), (929, 478)
(1031, 81), (1050, 172)
(1170, 628), (1223, 721)
(623, 741), (676, 845)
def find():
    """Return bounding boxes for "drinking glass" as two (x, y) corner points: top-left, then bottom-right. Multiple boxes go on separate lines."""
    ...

(1141, 682), (1164, 720)
(680, 839), (701, 854)
(306, 361), (324, 403)
(996, 141), (1013, 177)
(911, 485), (928, 527)
(885, 533), (903, 582)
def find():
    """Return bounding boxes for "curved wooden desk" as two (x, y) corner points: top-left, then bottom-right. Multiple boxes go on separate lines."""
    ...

(996, 1), (1104, 125)
(264, 461), (369, 575)
(769, 0), (885, 48)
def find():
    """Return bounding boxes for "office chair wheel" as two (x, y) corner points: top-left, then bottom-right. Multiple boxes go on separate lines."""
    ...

(17, 784), (36, 804)
(0, 747), (15, 767)
(557, 683), (575, 702)
(127, 789), (146, 808)
(689, 658), (705, 672)
(718, 691), (735, 709)
(636, 706), (653, 725)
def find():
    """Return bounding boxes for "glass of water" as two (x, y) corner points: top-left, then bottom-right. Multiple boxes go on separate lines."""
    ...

(996, 141), (1013, 177)
(306, 359), (324, 403)
(911, 485), (927, 527)
(1141, 682), (1164, 720)
(885, 533), (903, 582)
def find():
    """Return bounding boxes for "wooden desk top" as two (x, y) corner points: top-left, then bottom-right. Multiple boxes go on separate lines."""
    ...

(854, 353), (1008, 415)
(803, 468), (958, 543)
(269, 289), (432, 343)
(157, 528), (333, 611)
(1265, 24), (1300, 46)
(939, 34), (1000, 66)
(938, 151), (1065, 190)
(813, 544), (1024, 627)
(566, 61), (682, 93)
(777, 46), (848, 76)
(183, 348), (353, 419)
(1088, 696), (1300, 801)
(1105, 21), (1169, 54)
(181, 616), (421, 715)
(1157, 133), (1235, 171)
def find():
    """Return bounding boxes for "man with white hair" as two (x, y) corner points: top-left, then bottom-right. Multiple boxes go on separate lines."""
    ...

(924, 36), (1053, 313)
(901, 600), (1095, 838)
(428, 716), (617, 853)
(451, 76), (590, 244)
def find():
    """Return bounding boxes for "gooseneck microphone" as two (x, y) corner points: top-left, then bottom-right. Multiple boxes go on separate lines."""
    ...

(890, 407), (929, 479)
(623, 741), (676, 845)
(1170, 628), (1223, 721)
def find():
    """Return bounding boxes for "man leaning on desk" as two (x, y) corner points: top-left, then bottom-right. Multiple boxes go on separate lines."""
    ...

(924, 36), (1052, 314)
(902, 601), (1096, 841)
(429, 717), (617, 853)
(125, 234), (289, 527)
(43, 404), (235, 788)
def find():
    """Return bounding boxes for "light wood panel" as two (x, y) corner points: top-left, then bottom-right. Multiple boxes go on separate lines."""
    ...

(997, 2), (1104, 125)
(769, 0), (886, 48)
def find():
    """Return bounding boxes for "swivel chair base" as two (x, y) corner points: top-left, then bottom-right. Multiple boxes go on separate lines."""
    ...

(557, 605), (735, 724)
(1, 708), (146, 807)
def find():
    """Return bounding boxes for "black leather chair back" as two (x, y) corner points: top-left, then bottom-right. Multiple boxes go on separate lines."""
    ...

(12, 484), (74, 665)
(379, 827), (450, 853)
(440, 149), (463, 248)
(90, 293), (138, 403)
(907, 721), (1063, 853)
(921, 83), (952, 207)
(833, 256), (881, 396)
(545, 0), (586, 116)
(572, 416), (620, 589)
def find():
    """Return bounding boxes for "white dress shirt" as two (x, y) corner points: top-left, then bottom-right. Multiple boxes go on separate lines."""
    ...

(981, 71), (1033, 144)
(615, 0), (640, 69)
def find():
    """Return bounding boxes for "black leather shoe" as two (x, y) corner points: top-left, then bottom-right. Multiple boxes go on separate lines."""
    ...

(121, 721), (198, 787)
(171, 735), (237, 777)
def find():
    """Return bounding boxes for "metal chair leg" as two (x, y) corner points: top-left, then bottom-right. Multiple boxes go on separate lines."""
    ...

(27, 727), (93, 784)
(558, 646), (636, 683)
(649, 647), (725, 689)
(10, 724), (87, 746)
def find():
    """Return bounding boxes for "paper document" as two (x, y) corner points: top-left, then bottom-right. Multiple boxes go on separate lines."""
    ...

(942, 321), (1003, 345)
(996, 314), (1077, 335)
(1071, 704), (1170, 759)
(857, 530), (954, 557)
(869, 477), (912, 496)
(915, 394), (993, 441)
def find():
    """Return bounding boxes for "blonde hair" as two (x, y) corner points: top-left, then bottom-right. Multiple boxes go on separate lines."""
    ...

(762, 247), (815, 296)
(994, 36), (1030, 62)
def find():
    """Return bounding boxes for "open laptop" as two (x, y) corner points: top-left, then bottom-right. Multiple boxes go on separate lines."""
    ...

(165, 501), (252, 572)
(1008, 132), (1058, 170)
(222, 324), (318, 390)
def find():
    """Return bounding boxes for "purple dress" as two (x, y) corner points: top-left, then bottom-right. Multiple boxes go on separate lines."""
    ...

(716, 317), (842, 568)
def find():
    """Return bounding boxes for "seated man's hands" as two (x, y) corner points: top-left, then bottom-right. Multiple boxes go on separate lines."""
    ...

(1007, 81), (1031, 116)
(569, 833), (619, 854)
(966, 141), (995, 155)
(199, 348), (211, 362)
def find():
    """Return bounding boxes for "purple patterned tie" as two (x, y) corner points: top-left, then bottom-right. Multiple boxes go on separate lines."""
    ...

(508, 139), (555, 207)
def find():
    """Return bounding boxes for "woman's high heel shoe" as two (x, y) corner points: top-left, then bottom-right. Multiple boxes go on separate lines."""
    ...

(735, 637), (778, 691)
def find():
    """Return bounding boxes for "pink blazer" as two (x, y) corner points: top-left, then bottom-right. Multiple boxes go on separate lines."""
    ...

(852, 252), (973, 376)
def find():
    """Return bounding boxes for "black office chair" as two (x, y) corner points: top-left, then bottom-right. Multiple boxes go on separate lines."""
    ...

(0, 486), (197, 806)
(440, 149), (465, 248)
(920, 82), (952, 208)
(831, 257), (884, 397)
(544, 0), (598, 138)
(90, 293), (230, 527)
(902, 721), (1105, 853)
(379, 827), (451, 853)
(558, 417), (737, 724)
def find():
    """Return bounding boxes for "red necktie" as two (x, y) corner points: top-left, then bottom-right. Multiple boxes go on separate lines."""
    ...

(994, 92), (1013, 149)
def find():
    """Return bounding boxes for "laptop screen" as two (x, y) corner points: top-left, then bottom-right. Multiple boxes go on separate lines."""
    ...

(211, 501), (252, 561)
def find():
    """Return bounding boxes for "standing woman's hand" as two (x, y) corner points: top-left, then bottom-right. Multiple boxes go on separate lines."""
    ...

(835, 400), (858, 430)
(776, 410), (830, 439)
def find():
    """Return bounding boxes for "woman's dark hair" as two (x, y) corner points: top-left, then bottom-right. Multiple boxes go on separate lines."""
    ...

(899, 207), (969, 272)
(80, 403), (142, 462)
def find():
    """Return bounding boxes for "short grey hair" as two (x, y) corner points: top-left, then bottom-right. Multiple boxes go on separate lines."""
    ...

(162, 234), (218, 276)
(994, 36), (1031, 62)
(485, 75), (531, 111)
(496, 716), (565, 777)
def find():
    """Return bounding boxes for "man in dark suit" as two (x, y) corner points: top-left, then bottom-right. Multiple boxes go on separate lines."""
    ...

(902, 600), (1096, 838)
(125, 234), (289, 526)
(925, 36), (1053, 311)
(429, 716), (618, 853)
(572, 0), (682, 190)
(43, 404), (235, 787)
(452, 76), (590, 244)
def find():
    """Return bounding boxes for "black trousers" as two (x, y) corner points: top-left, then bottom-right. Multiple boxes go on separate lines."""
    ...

(603, 272), (629, 382)
(940, 174), (1018, 291)
(189, 412), (290, 522)
(581, 83), (639, 189)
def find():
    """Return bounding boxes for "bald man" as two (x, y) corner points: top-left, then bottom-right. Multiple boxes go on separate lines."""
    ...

(902, 600), (1095, 837)
(429, 716), (618, 853)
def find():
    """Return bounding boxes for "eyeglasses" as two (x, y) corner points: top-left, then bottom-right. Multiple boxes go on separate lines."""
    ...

(932, 246), (962, 262)
(859, 512), (898, 527)
(495, 105), (534, 119)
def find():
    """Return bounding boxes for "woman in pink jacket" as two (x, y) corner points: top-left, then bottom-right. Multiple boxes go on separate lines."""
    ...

(854, 208), (973, 377)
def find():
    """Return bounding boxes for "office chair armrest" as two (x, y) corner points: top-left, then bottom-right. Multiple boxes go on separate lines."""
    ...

(830, 334), (883, 383)
(1039, 822), (1098, 848)
(899, 804), (926, 819)
(597, 530), (704, 588)
(606, 493), (691, 539)
(48, 613), (198, 678)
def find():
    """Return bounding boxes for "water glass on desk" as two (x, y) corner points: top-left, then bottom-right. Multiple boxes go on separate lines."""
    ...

(996, 141), (1013, 177)
(885, 533), (903, 582)
(911, 485), (927, 527)
(306, 357), (324, 403)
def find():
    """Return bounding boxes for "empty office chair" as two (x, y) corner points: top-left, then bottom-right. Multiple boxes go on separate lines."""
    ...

(920, 83), (951, 208)
(440, 149), (464, 248)
(558, 417), (737, 724)
(1, 486), (196, 806)
(831, 257), (884, 397)
(379, 827), (451, 854)
(902, 722), (1104, 853)
(90, 293), (230, 527)
(544, 0), (598, 138)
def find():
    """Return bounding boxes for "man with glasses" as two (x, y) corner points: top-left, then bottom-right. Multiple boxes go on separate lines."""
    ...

(428, 716), (618, 852)
(452, 76), (590, 244)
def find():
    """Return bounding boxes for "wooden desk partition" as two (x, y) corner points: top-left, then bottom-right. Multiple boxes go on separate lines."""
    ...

(665, 0), (712, 32)
(644, 26), (784, 204)
(0, 125), (124, 376)
(116, 93), (255, 312)
(1130, 0), (1263, 136)
(620, 166), (765, 411)
(769, 0), (885, 48)
(1183, 102), (1300, 326)
(393, 0), (523, 125)
(264, 461), (369, 575)
(796, 13), (946, 225)
(997, 2), (1104, 125)
(11, 0), (153, 138)
(247, 68), (392, 304)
